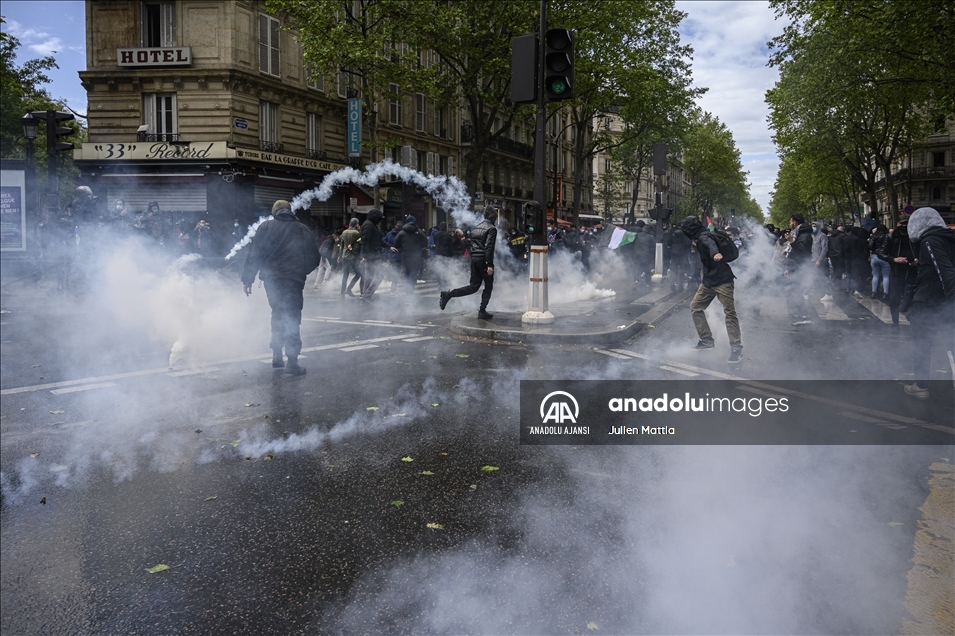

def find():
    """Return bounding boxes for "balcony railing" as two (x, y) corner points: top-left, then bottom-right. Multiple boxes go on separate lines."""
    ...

(307, 149), (327, 160)
(260, 141), (285, 153)
(461, 124), (534, 159)
(137, 132), (180, 142)
(493, 185), (504, 195)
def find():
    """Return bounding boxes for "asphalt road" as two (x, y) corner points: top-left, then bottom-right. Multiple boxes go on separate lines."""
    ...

(2, 277), (953, 635)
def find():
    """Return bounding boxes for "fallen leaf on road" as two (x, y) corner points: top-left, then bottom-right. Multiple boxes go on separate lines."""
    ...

(391, 500), (404, 507)
(204, 496), (218, 501)
(469, 484), (477, 490)
(426, 522), (444, 530)
(481, 465), (500, 472)
(456, 354), (470, 358)
(587, 621), (599, 631)
(304, 392), (312, 396)
(888, 522), (903, 527)
(392, 413), (409, 417)
(231, 440), (240, 447)
(646, 324), (655, 329)
(401, 456), (414, 462)
(430, 356), (438, 359)
(430, 403), (440, 407)
(245, 402), (258, 407)
(367, 406), (380, 411)
(419, 471), (434, 475)
(147, 564), (171, 574)
(50, 410), (65, 415)
(29, 453), (39, 458)
(440, 452), (448, 456)
(32, 364), (41, 368)
(264, 453), (274, 460)
(39, 497), (46, 504)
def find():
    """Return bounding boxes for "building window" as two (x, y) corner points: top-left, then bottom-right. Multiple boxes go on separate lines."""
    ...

(389, 83), (402, 126)
(434, 102), (447, 138)
(604, 158), (611, 173)
(142, 93), (177, 141)
(930, 186), (942, 201)
(306, 113), (321, 159)
(933, 151), (946, 168)
(259, 13), (280, 77)
(259, 101), (281, 152)
(337, 68), (349, 99)
(142, 2), (175, 47)
(415, 94), (426, 133)
(306, 64), (324, 91)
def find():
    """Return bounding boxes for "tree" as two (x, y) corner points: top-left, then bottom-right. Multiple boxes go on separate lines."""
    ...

(549, 0), (698, 223)
(766, 0), (946, 225)
(679, 111), (750, 221)
(1, 17), (57, 158)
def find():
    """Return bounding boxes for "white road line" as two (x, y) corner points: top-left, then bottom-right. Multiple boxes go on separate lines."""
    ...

(2, 333), (423, 396)
(168, 367), (221, 377)
(259, 354), (307, 364)
(304, 318), (426, 329)
(608, 349), (643, 358)
(595, 350), (630, 359)
(659, 365), (699, 377)
(813, 298), (850, 321)
(50, 382), (116, 395)
(609, 350), (747, 380)
(402, 336), (435, 343)
(854, 296), (909, 325)
(340, 344), (380, 352)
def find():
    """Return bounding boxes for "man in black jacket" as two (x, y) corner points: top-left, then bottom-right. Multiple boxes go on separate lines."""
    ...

(241, 200), (320, 375)
(902, 207), (955, 399)
(392, 215), (429, 296)
(359, 208), (386, 299)
(439, 206), (498, 320)
(876, 218), (917, 328)
(679, 216), (742, 363)
(785, 214), (815, 325)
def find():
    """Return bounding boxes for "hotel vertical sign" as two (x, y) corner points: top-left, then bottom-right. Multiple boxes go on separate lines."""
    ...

(347, 98), (362, 158)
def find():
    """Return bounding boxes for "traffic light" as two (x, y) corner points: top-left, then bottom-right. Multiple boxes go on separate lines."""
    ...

(510, 34), (538, 105)
(523, 200), (544, 240)
(730, 208), (736, 219)
(34, 110), (75, 154)
(544, 29), (574, 101)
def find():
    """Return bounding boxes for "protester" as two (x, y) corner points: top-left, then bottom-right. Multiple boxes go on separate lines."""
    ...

(339, 218), (362, 297)
(901, 207), (955, 399)
(440, 206), (498, 320)
(241, 200), (320, 376)
(359, 209), (387, 299)
(392, 214), (429, 296)
(679, 216), (743, 363)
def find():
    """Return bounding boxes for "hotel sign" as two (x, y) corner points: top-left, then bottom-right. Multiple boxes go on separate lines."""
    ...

(117, 47), (192, 67)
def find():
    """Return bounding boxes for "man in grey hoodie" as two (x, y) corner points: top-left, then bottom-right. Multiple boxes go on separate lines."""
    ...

(902, 207), (955, 399)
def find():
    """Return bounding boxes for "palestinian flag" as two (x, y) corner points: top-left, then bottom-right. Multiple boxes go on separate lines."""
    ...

(601, 225), (637, 250)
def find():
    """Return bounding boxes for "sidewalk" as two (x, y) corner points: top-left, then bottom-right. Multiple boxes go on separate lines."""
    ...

(449, 283), (695, 344)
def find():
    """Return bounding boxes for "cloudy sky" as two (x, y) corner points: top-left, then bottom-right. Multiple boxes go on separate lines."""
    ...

(2, 1), (787, 214)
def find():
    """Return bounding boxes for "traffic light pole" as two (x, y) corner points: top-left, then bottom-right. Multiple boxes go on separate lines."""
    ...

(523, 0), (555, 325)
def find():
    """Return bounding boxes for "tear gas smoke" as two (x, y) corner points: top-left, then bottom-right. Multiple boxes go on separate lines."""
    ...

(224, 215), (270, 260)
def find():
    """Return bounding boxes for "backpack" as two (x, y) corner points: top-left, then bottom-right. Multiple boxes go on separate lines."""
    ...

(707, 229), (739, 263)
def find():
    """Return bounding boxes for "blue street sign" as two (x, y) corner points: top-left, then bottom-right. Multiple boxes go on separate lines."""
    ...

(234, 118), (248, 129)
(347, 98), (361, 157)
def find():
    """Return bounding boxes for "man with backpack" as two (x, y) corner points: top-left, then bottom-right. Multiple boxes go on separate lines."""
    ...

(679, 216), (743, 363)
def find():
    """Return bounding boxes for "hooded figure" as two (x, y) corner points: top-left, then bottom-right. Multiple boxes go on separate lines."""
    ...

(679, 216), (742, 362)
(877, 218), (917, 326)
(439, 206), (498, 319)
(393, 214), (429, 295)
(241, 200), (321, 375)
(901, 207), (955, 400)
(359, 208), (386, 298)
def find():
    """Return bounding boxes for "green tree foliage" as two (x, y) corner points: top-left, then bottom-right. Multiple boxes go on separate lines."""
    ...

(679, 110), (754, 221)
(766, 0), (950, 225)
(1, 17), (57, 158)
(548, 0), (699, 222)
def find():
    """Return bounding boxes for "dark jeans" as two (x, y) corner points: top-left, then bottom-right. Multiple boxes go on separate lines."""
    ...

(340, 258), (361, 295)
(264, 278), (305, 357)
(401, 259), (423, 295)
(447, 258), (494, 310)
(361, 258), (383, 296)
(909, 302), (955, 387)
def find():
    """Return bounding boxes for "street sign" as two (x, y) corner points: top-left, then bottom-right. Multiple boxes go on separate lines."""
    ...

(347, 98), (362, 157)
(234, 118), (248, 129)
(903, 204), (915, 215)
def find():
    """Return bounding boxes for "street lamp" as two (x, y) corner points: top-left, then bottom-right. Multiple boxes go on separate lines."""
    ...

(21, 113), (39, 141)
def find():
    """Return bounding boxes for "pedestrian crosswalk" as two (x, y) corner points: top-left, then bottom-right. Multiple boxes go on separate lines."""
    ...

(758, 294), (909, 326)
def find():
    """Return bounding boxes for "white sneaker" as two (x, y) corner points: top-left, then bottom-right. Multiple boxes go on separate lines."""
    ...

(820, 294), (833, 301)
(903, 383), (930, 399)
(853, 291), (864, 299)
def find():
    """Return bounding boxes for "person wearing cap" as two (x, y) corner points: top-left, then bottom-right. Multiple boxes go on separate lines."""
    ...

(241, 200), (320, 375)
(439, 206), (498, 320)
(392, 214), (428, 296)
(900, 207), (955, 399)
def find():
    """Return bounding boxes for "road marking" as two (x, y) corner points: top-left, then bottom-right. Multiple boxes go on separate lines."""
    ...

(659, 365), (699, 377)
(340, 344), (380, 352)
(610, 350), (747, 380)
(50, 382), (116, 395)
(595, 349), (630, 359)
(402, 336), (435, 343)
(1, 333), (424, 396)
(304, 318), (426, 330)
(609, 349), (643, 358)
(854, 296), (908, 324)
(259, 354), (307, 364)
(813, 298), (850, 321)
(168, 367), (221, 377)
(837, 411), (906, 430)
